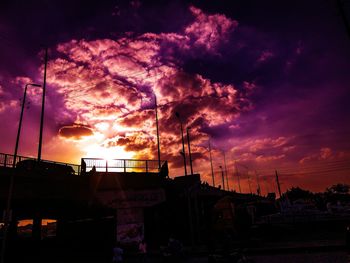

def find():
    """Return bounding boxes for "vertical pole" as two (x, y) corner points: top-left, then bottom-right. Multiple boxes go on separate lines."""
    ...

(38, 47), (48, 162)
(220, 166), (225, 191)
(145, 160), (148, 174)
(186, 127), (193, 175)
(223, 151), (229, 191)
(154, 95), (161, 172)
(176, 113), (187, 176)
(255, 170), (261, 196)
(247, 172), (252, 194)
(235, 162), (242, 193)
(1, 84), (30, 263)
(32, 216), (42, 241)
(275, 170), (282, 198)
(124, 160), (126, 173)
(14, 84), (27, 168)
(106, 160), (108, 173)
(208, 140), (215, 187)
(264, 177), (270, 195)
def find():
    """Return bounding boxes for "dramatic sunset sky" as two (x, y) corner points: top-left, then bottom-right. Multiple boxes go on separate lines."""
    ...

(0, 0), (349, 194)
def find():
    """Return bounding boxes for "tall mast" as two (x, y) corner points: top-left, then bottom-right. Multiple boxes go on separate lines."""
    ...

(154, 95), (161, 171)
(209, 140), (215, 186)
(38, 47), (48, 162)
(235, 161), (242, 193)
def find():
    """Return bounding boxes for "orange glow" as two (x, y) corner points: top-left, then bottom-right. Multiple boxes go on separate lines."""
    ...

(18, 219), (33, 227)
(83, 144), (134, 160)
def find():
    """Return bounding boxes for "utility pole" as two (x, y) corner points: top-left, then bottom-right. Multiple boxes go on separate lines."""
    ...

(219, 166), (225, 191)
(1, 82), (41, 263)
(264, 177), (270, 195)
(154, 95), (161, 172)
(223, 151), (229, 191)
(247, 172), (252, 194)
(255, 170), (261, 196)
(37, 47), (48, 162)
(275, 170), (282, 198)
(175, 112), (187, 176)
(186, 127), (193, 175)
(234, 162), (242, 193)
(208, 140), (215, 187)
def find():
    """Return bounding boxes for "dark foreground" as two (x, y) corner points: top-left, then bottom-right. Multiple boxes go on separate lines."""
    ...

(2, 245), (349, 263)
(122, 249), (348, 263)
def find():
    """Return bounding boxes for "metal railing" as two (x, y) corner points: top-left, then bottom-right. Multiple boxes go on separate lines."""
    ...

(82, 158), (165, 173)
(0, 153), (32, 168)
(0, 153), (81, 175)
(0, 153), (164, 175)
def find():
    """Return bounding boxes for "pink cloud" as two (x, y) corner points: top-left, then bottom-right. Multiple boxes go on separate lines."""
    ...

(248, 137), (289, 153)
(184, 6), (238, 53)
(257, 50), (274, 63)
(299, 147), (339, 164)
(1, 6), (256, 179)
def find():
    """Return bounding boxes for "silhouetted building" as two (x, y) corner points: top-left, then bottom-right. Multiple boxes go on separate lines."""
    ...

(0, 153), (269, 261)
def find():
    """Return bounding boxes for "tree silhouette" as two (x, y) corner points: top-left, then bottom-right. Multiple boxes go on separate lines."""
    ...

(326, 183), (350, 195)
(285, 187), (313, 202)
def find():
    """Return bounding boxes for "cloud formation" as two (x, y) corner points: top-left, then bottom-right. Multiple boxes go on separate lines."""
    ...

(59, 124), (93, 139)
(1, 2), (349, 193)
(35, 5), (248, 172)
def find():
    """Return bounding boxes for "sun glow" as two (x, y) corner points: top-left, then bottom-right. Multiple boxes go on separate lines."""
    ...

(83, 144), (134, 160)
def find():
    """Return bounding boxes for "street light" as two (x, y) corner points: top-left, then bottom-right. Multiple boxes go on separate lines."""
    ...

(0, 83), (41, 263)
(14, 83), (42, 168)
(208, 140), (215, 187)
(223, 151), (229, 191)
(38, 46), (48, 162)
(186, 127), (193, 175)
(234, 161), (242, 193)
(175, 112), (187, 176)
(154, 94), (161, 172)
(219, 165), (225, 191)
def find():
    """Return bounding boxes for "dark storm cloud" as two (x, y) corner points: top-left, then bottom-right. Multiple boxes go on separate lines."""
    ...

(58, 124), (93, 139)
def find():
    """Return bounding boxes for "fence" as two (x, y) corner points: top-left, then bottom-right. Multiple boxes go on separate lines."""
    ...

(0, 153), (163, 175)
(82, 158), (164, 173)
(0, 153), (81, 175)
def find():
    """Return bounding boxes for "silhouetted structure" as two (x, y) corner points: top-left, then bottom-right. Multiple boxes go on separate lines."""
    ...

(175, 112), (187, 176)
(186, 127), (194, 175)
(0, 152), (271, 262)
(209, 140), (215, 187)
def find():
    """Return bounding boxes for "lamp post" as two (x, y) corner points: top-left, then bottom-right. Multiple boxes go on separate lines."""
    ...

(14, 83), (41, 167)
(209, 140), (215, 187)
(37, 47), (48, 162)
(223, 151), (229, 191)
(234, 161), (241, 193)
(247, 172), (252, 194)
(186, 127), (193, 175)
(255, 170), (261, 196)
(219, 165), (225, 191)
(175, 112), (187, 176)
(154, 95), (161, 172)
(0, 83), (41, 263)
